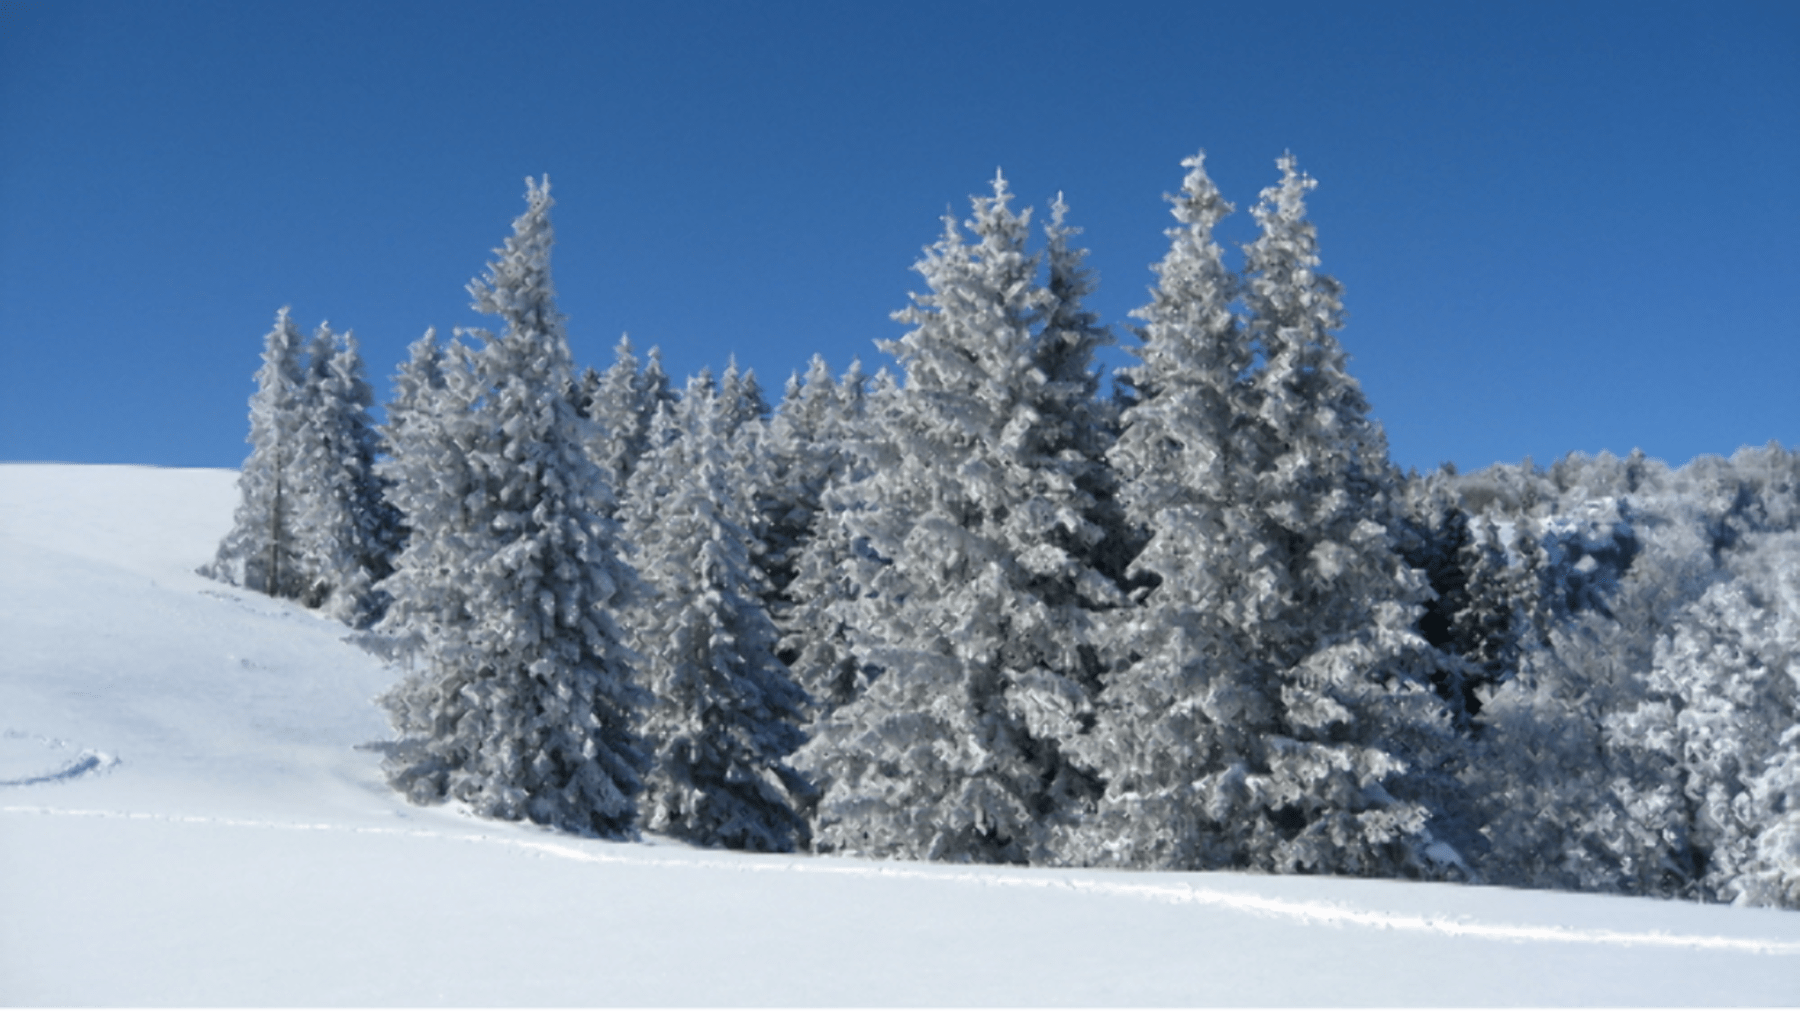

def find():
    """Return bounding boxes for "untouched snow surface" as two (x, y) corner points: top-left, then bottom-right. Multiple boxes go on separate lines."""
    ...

(3, 462), (1799, 1006)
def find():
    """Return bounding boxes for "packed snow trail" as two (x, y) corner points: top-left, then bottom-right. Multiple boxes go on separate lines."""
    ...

(8, 802), (1800, 957)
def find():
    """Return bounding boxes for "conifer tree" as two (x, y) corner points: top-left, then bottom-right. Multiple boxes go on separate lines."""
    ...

(291, 324), (398, 625)
(374, 328), (476, 654)
(1065, 152), (1264, 868)
(205, 307), (310, 598)
(1227, 153), (1461, 875)
(719, 356), (769, 435)
(620, 380), (811, 851)
(1077, 154), (1461, 876)
(759, 356), (862, 602)
(578, 335), (674, 504)
(375, 178), (647, 836)
(795, 175), (1120, 863)
(778, 360), (875, 718)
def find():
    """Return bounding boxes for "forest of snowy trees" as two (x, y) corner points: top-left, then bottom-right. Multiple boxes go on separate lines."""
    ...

(203, 156), (1800, 909)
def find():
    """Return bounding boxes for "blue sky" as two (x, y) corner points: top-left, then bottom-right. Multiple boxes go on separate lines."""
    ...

(3, 0), (1795, 474)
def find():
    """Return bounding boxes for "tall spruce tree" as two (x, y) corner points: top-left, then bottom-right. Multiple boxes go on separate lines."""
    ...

(718, 356), (769, 435)
(794, 174), (1121, 863)
(776, 359), (875, 720)
(205, 307), (310, 598)
(374, 178), (647, 836)
(620, 380), (811, 851)
(578, 335), (675, 506)
(1065, 153), (1266, 869)
(1078, 154), (1463, 876)
(291, 324), (398, 625)
(1229, 154), (1462, 875)
(374, 328), (475, 655)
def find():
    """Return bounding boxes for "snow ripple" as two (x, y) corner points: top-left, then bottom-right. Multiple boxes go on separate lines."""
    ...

(6, 803), (1799, 957)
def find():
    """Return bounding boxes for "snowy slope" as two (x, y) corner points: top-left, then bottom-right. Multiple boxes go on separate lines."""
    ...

(3, 462), (1799, 1007)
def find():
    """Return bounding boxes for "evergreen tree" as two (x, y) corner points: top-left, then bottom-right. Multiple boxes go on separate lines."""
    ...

(1397, 472), (1524, 725)
(778, 360), (876, 719)
(291, 324), (399, 625)
(375, 177), (647, 836)
(1078, 154), (1461, 876)
(759, 356), (862, 603)
(1226, 153), (1461, 876)
(1065, 152), (1263, 868)
(374, 327), (476, 655)
(578, 334), (674, 505)
(620, 380), (811, 851)
(205, 307), (310, 598)
(719, 356), (769, 435)
(795, 174), (1121, 863)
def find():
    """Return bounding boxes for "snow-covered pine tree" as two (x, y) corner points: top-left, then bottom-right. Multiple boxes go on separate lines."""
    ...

(759, 356), (871, 603)
(373, 327), (476, 656)
(1062, 152), (1266, 869)
(1395, 471), (1528, 727)
(1226, 154), (1464, 876)
(718, 356), (769, 435)
(1080, 154), (1460, 876)
(776, 359), (876, 719)
(1037, 193), (1130, 590)
(374, 177), (647, 836)
(794, 174), (1121, 864)
(205, 307), (310, 598)
(620, 380), (812, 851)
(760, 358), (838, 595)
(290, 324), (399, 626)
(578, 334), (675, 504)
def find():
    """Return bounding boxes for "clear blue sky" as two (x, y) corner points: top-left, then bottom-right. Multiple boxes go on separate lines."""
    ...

(3, 0), (1795, 474)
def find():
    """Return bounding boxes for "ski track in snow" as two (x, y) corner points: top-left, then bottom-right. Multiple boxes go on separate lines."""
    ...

(7, 803), (1800, 957)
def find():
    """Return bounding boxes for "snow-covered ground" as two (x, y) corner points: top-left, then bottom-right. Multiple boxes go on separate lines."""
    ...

(3, 462), (1799, 1006)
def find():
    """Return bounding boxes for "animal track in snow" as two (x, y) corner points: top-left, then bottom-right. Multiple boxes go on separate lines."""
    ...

(0, 731), (121, 787)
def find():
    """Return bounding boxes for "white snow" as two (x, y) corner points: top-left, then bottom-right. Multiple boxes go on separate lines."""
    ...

(3, 461), (1799, 1006)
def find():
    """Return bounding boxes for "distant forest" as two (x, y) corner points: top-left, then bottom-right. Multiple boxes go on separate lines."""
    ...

(201, 156), (1800, 909)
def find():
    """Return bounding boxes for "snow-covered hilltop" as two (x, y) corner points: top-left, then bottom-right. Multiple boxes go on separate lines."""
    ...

(3, 461), (1799, 1004)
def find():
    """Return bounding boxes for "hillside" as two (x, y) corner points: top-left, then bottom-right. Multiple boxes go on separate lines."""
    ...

(3, 462), (1798, 1006)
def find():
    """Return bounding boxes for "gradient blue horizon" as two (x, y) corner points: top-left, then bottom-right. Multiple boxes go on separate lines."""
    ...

(3, 1), (1795, 475)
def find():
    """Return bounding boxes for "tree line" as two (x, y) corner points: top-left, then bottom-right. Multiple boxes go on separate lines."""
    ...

(204, 157), (1800, 908)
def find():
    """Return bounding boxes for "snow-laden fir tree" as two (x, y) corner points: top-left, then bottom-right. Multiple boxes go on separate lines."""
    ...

(758, 356), (869, 613)
(290, 323), (399, 626)
(205, 307), (311, 598)
(759, 356), (842, 599)
(620, 379), (812, 851)
(1226, 153), (1462, 876)
(374, 177), (647, 836)
(1396, 472), (1526, 726)
(373, 327), (471, 654)
(1061, 152), (1263, 868)
(779, 361), (882, 719)
(794, 174), (1122, 863)
(718, 356), (769, 435)
(1077, 154), (1462, 876)
(577, 334), (676, 506)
